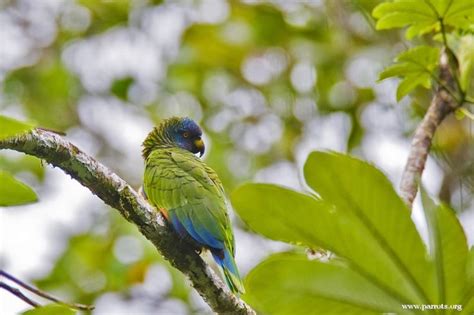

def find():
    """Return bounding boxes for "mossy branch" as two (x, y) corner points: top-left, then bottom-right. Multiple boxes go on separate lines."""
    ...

(0, 129), (255, 315)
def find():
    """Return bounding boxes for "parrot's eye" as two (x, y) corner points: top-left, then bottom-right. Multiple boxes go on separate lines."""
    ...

(183, 132), (190, 138)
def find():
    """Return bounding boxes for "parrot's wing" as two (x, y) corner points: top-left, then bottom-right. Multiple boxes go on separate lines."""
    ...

(203, 163), (236, 253)
(144, 149), (234, 252)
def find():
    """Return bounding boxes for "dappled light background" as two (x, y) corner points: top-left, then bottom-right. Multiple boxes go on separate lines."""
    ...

(1, 0), (473, 314)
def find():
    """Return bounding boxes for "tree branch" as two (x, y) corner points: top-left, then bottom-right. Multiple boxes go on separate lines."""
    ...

(0, 282), (40, 308)
(0, 270), (94, 311)
(400, 51), (459, 208)
(0, 129), (255, 315)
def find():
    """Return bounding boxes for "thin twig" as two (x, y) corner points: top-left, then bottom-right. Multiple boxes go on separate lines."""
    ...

(0, 281), (40, 308)
(0, 270), (94, 311)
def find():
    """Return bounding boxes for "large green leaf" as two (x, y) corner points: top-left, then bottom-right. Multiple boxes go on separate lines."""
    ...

(22, 304), (75, 315)
(0, 115), (33, 140)
(373, 0), (438, 38)
(458, 35), (474, 93)
(373, 0), (474, 38)
(443, 1), (474, 30)
(303, 151), (435, 305)
(232, 183), (334, 248)
(421, 189), (468, 307)
(468, 247), (474, 290)
(461, 247), (474, 315)
(233, 151), (436, 306)
(232, 183), (421, 307)
(0, 171), (38, 206)
(244, 252), (404, 314)
(379, 46), (440, 101)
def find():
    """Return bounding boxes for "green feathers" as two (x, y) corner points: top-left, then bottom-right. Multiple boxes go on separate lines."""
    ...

(142, 117), (181, 159)
(142, 117), (245, 294)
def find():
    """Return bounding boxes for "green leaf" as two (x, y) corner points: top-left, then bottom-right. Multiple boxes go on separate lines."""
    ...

(0, 170), (38, 206)
(462, 247), (474, 315)
(303, 151), (435, 305)
(461, 246), (474, 314)
(458, 35), (474, 93)
(22, 304), (75, 315)
(0, 115), (33, 140)
(232, 183), (333, 247)
(420, 188), (468, 306)
(244, 252), (404, 314)
(443, 1), (474, 30)
(397, 73), (431, 101)
(372, 0), (438, 38)
(0, 155), (45, 181)
(372, 0), (473, 38)
(379, 46), (440, 100)
(234, 152), (437, 306)
(468, 247), (474, 288)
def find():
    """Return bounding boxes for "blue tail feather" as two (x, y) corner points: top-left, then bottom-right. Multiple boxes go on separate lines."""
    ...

(168, 211), (244, 294)
(212, 248), (245, 294)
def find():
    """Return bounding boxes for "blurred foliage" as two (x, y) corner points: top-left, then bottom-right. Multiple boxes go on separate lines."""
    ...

(0, 116), (38, 206)
(0, 0), (472, 314)
(4, 59), (80, 131)
(79, 0), (129, 31)
(0, 115), (33, 140)
(35, 211), (194, 311)
(22, 304), (75, 315)
(233, 151), (473, 314)
(111, 77), (134, 101)
(0, 170), (37, 206)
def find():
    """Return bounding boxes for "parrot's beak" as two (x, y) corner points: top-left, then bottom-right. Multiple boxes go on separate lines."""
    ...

(194, 138), (205, 157)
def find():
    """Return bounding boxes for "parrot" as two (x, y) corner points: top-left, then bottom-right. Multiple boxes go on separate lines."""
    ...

(141, 116), (245, 294)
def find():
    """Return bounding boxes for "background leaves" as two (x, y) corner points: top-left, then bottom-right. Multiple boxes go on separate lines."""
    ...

(22, 304), (75, 315)
(0, 115), (33, 141)
(234, 151), (471, 314)
(244, 253), (401, 315)
(378, 46), (440, 101)
(0, 171), (37, 206)
(0, 116), (37, 206)
(373, 0), (474, 38)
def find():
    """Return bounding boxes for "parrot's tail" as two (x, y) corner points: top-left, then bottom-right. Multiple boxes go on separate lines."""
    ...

(212, 248), (245, 295)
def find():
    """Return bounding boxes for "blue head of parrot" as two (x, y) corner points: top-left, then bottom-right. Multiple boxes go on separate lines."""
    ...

(167, 117), (205, 157)
(142, 117), (205, 159)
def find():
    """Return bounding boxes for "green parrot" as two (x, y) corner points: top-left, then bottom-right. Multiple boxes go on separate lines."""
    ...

(142, 117), (245, 294)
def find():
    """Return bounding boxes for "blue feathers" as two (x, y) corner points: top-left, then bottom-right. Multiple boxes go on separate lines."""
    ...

(168, 210), (244, 293)
(212, 248), (243, 294)
(212, 248), (239, 277)
(169, 211), (223, 249)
